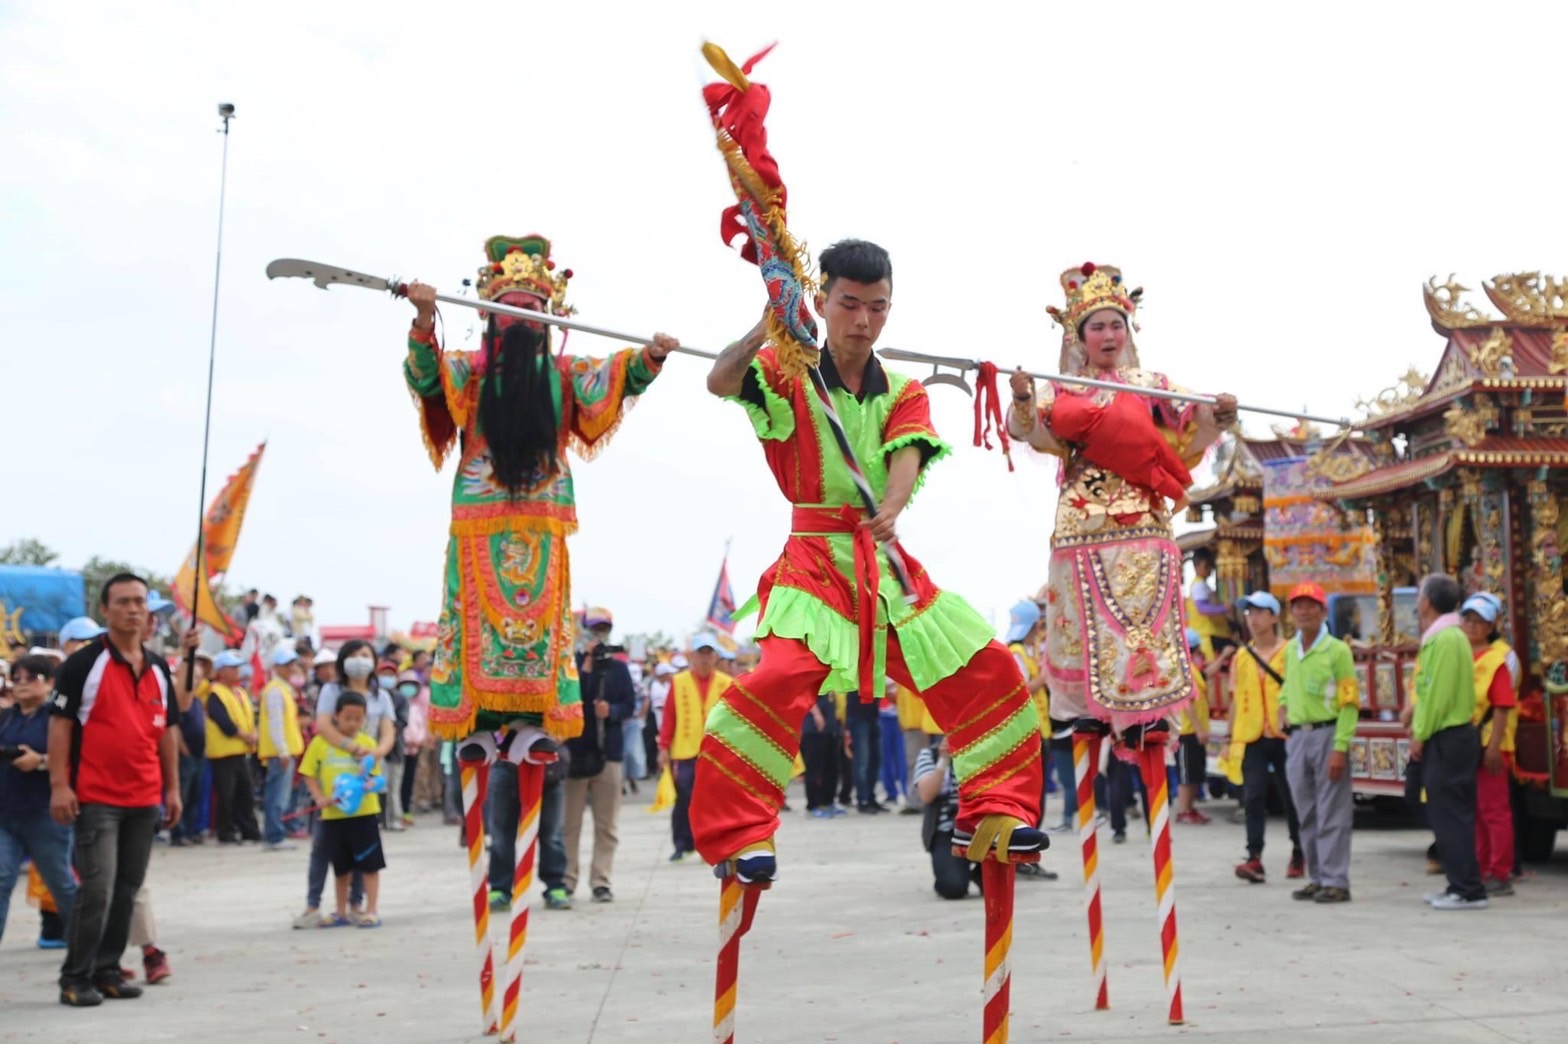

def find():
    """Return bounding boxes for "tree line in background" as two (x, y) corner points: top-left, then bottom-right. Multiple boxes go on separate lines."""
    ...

(0, 538), (244, 623)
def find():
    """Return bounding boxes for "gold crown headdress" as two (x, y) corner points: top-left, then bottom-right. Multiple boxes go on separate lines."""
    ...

(1046, 262), (1141, 333)
(1046, 261), (1144, 371)
(475, 233), (574, 316)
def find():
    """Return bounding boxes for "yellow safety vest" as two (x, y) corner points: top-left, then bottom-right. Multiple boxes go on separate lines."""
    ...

(1228, 642), (1288, 746)
(1178, 672), (1212, 736)
(1472, 640), (1517, 754)
(1010, 642), (1049, 737)
(258, 678), (305, 761)
(669, 669), (732, 761)
(205, 682), (256, 760)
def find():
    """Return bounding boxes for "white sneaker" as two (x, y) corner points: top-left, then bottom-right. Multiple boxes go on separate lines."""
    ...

(1421, 891), (1451, 905)
(291, 908), (323, 929)
(1429, 893), (1488, 911)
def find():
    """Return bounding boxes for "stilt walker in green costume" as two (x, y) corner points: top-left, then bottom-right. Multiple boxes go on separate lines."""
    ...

(402, 236), (679, 1037)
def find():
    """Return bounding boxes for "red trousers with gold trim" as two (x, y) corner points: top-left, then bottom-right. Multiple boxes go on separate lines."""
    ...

(692, 634), (1042, 864)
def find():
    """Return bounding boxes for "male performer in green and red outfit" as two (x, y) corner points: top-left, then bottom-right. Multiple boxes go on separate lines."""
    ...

(696, 238), (1046, 883)
(402, 234), (680, 747)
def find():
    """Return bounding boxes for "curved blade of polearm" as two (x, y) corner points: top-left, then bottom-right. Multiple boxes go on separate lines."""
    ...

(265, 258), (718, 361)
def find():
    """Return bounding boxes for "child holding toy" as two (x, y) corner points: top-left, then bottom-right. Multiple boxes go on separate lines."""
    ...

(299, 690), (386, 927)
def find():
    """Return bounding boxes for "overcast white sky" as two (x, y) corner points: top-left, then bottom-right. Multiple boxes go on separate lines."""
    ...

(5, 1), (1566, 641)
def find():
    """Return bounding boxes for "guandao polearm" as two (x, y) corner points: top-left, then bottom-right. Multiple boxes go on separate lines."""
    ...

(265, 259), (1350, 428)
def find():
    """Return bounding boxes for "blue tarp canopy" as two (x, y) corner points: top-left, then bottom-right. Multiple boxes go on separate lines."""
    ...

(0, 565), (86, 634)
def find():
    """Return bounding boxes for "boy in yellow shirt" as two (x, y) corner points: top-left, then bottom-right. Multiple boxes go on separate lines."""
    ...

(299, 691), (385, 927)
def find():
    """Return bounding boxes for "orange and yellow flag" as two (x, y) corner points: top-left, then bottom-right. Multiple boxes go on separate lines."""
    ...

(173, 441), (265, 641)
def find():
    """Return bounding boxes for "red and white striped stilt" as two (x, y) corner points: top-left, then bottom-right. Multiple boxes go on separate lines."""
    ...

(498, 761), (544, 1041)
(1137, 743), (1184, 1025)
(1072, 731), (1110, 1010)
(981, 859), (1016, 1044)
(459, 758), (499, 1036)
(713, 876), (761, 1044)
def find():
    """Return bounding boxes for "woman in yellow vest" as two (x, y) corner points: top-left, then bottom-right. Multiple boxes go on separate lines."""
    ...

(1175, 629), (1215, 825)
(259, 647), (307, 850)
(1225, 592), (1303, 884)
(657, 635), (732, 862)
(1459, 593), (1519, 895)
(205, 651), (261, 844)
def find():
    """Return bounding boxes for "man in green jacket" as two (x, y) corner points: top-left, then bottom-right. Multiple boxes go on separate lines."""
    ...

(1279, 583), (1360, 904)
(1411, 574), (1488, 911)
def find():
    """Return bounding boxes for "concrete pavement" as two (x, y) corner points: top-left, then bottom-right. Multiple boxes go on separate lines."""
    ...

(2, 784), (1565, 1043)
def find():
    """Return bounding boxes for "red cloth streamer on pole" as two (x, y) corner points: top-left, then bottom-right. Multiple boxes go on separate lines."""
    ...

(972, 361), (1014, 471)
(703, 43), (780, 264)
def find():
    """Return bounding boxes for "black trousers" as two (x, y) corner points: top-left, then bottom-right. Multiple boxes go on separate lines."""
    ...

(643, 714), (659, 780)
(930, 827), (982, 900)
(800, 733), (840, 810)
(1242, 737), (1300, 859)
(837, 734), (854, 806)
(1424, 725), (1484, 901)
(671, 758), (697, 855)
(210, 755), (261, 843)
(61, 804), (158, 986)
(1102, 757), (1147, 835)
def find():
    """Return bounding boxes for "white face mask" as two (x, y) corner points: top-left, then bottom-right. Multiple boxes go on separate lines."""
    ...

(343, 658), (374, 680)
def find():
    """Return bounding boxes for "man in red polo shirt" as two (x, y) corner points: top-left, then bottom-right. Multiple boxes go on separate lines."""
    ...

(47, 573), (182, 1007)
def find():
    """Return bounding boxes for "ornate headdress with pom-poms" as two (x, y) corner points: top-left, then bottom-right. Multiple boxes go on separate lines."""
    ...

(1046, 261), (1144, 372)
(475, 234), (574, 316)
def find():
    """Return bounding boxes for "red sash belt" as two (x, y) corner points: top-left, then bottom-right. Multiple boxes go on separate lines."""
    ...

(791, 505), (883, 701)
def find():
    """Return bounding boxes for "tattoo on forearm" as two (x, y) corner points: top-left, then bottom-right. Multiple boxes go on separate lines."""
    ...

(708, 325), (769, 393)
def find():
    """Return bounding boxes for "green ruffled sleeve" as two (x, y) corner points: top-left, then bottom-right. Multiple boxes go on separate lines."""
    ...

(880, 378), (950, 498)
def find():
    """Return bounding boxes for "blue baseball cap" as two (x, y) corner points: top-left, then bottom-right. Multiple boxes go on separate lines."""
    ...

(271, 646), (300, 667)
(1461, 593), (1502, 623)
(1184, 627), (1202, 650)
(59, 617), (107, 644)
(213, 650), (246, 670)
(689, 632), (720, 652)
(1005, 599), (1042, 644)
(146, 590), (177, 616)
(1240, 591), (1282, 614)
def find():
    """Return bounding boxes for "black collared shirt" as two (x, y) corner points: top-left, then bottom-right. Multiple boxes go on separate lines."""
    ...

(738, 345), (891, 409)
(816, 346), (890, 400)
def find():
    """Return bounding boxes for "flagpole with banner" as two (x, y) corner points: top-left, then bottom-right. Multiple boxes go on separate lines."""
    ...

(705, 539), (739, 656)
(173, 441), (266, 644)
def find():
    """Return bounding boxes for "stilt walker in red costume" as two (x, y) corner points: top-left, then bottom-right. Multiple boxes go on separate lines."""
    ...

(693, 43), (1045, 1043)
(1008, 264), (1239, 1023)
